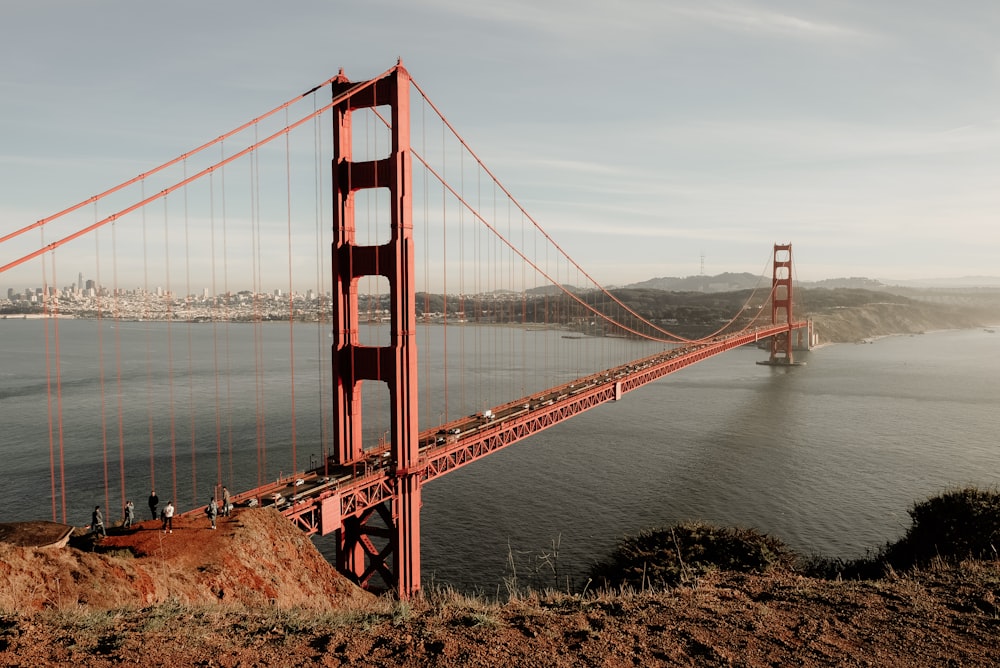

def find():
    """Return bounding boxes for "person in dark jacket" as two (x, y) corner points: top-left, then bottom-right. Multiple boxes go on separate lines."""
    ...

(148, 490), (159, 521)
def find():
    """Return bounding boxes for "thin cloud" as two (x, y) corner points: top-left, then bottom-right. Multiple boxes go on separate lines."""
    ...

(418, 0), (878, 44)
(671, 3), (877, 41)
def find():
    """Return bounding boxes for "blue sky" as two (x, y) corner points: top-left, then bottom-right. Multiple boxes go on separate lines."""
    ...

(2, 0), (999, 290)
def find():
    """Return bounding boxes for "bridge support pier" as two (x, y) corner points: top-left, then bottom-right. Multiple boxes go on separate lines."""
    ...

(340, 504), (394, 588)
(330, 63), (421, 598)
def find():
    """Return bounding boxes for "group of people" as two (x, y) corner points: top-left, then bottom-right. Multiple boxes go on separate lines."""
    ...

(205, 486), (234, 529)
(147, 493), (176, 533)
(89, 486), (234, 538)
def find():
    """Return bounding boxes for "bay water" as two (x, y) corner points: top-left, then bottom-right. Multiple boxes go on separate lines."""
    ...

(2, 318), (998, 594)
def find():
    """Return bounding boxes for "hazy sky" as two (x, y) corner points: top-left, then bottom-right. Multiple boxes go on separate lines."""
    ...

(2, 0), (999, 290)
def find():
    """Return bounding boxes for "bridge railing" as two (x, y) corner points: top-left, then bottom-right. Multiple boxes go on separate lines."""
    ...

(228, 321), (807, 537)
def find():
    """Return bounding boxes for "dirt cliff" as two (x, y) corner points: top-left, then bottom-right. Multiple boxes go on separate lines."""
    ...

(0, 508), (367, 611)
(2, 507), (999, 666)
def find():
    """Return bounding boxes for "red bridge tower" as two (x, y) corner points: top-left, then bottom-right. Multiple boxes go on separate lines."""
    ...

(330, 63), (421, 597)
(768, 243), (796, 364)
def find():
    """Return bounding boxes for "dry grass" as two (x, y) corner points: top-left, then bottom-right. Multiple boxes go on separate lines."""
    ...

(3, 488), (1000, 666)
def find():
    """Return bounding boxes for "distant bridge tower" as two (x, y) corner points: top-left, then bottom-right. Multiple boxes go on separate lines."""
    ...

(768, 243), (795, 364)
(330, 63), (421, 597)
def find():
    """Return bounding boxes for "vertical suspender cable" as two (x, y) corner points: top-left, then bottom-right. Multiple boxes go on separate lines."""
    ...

(312, 92), (329, 470)
(111, 220), (126, 514)
(221, 145), (234, 489)
(251, 143), (263, 487)
(251, 131), (268, 487)
(50, 257), (67, 523)
(142, 182), (156, 495)
(285, 107), (298, 473)
(94, 221), (110, 518)
(505, 194), (513, 398)
(209, 168), (222, 490)
(183, 161), (198, 507)
(440, 116), (448, 421)
(163, 196), (178, 507)
(492, 184), (499, 404)
(520, 204), (527, 397)
(459, 148), (465, 410)
(420, 98), (432, 430)
(472, 166), (480, 411)
(41, 233), (57, 522)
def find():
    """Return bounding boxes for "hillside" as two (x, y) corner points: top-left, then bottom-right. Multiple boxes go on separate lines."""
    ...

(802, 292), (1000, 343)
(0, 509), (367, 612)
(2, 563), (998, 667)
(2, 501), (1000, 666)
(604, 286), (1000, 343)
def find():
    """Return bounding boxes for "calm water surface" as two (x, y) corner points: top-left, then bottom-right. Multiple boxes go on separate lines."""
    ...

(2, 319), (998, 593)
(416, 329), (1000, 592)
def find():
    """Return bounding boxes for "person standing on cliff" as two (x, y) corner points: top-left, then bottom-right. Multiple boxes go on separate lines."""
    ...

(206, 497), (218, 530)
(123, 500), (135, 529)
(221, 486), (232, 517)
(162, 500), (175, 533)
(90, 505), (106, 538)
(148, 490), (159, 521)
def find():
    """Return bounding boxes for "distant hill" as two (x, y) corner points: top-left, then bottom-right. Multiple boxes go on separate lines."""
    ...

(625, 272), (763, 293)
(881, 276), (1000, 288)
(602, 284), (1000, 343)
(625, 273), (1000, 292)
(804, 277), (887, 290)
(626, 273), (891, 293)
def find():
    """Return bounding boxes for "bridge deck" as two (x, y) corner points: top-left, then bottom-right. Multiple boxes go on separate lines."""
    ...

(226, 322), (807, 535)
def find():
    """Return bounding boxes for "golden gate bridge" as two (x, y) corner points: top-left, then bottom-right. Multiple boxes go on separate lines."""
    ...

(0, 62), (808, 598)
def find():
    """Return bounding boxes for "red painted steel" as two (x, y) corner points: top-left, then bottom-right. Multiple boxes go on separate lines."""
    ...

(262, 321), (807, 588)
(769, 244), (795, 364)
(0, 72), (365, 248)
(0, 71), (394, 276)
(6, 60), (812, 599)
(230, 86), (805, 600)
(329, 62), (421, 598)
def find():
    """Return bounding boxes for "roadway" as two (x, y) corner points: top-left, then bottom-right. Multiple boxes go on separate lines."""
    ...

(231, 321), (808, 536)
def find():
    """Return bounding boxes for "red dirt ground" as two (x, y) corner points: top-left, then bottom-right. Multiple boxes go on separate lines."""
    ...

(0, 508), (367, 611)
(1, 509), (999, 666)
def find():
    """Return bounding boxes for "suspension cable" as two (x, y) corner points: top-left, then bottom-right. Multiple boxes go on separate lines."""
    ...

(0, 72), (363, 248)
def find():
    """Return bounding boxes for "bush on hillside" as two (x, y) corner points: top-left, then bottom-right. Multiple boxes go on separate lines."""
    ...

(881, 486), (1000, 570)
(590, 522), (798, 591)
(806, 486), (1000, 580)
(593, 488), (1000, 588)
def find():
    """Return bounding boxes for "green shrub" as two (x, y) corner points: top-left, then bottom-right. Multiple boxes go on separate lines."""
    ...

(882, 486), (1000, 570)
(807, 486), (1000, 580)
(590, 522), (797, 590)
